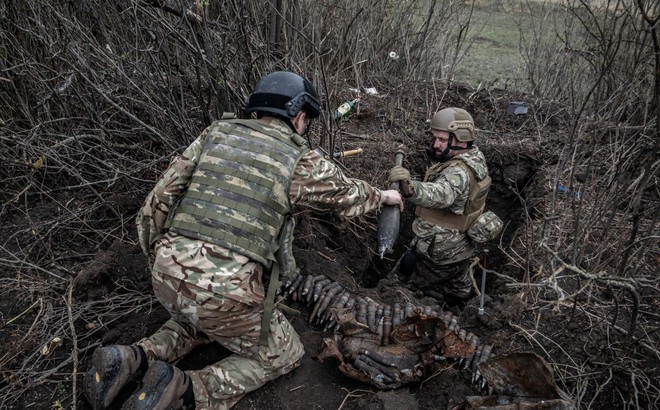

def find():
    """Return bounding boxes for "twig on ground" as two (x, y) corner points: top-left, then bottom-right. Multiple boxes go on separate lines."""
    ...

(541, 243), (640, 336)
(66, 282), (78, 410)
(5, 298), (42, 326)
(420, 364), (452, 389)
(337, 388), (374, 410)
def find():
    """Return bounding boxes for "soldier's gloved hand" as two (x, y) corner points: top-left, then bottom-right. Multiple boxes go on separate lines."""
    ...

(388, 166), (414, 198)
(388, 165), (410, 183)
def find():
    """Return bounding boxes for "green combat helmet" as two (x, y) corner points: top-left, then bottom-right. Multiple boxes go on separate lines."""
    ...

(431, 107), (476, 142)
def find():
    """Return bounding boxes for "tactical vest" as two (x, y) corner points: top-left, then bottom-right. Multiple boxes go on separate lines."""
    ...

(166, 119), (308, 266)
(415, 158), (491, 232)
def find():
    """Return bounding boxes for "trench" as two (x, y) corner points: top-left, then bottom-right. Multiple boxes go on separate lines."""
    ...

(360, 156), (539, 298)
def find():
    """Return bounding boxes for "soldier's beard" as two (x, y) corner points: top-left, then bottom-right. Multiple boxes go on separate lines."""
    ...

(431, 136), (471, 161)
(430, 141), (452, 161)
(434, 146), (452, 161)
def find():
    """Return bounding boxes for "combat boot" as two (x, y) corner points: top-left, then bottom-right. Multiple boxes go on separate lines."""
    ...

(84, 344), (148, 409)
(121, 361), (195, 410)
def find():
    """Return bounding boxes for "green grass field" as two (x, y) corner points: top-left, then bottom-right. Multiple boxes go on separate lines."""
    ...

(452, 1), (563, 91)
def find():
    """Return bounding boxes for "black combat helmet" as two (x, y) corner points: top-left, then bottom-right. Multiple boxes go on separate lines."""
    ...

(245, 71), (321, 119)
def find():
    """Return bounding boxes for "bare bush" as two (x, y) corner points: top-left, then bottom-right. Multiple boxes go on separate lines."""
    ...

(0, 1), (481, 406)
(0, 1), (658, 409)
(502, 1), (660, 407)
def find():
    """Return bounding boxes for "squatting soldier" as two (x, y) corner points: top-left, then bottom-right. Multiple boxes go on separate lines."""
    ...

(388, 107), (501, 305)
(84, 71), (403, 410)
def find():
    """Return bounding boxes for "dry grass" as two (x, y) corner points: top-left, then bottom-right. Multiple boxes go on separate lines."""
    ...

(0, 0), (657, 409)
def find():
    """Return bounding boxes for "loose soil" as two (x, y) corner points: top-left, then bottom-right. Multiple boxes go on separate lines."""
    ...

(0, 81), (654, 409)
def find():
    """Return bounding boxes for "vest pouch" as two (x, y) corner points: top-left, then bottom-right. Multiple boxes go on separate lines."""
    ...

(467, 210), (503, 244)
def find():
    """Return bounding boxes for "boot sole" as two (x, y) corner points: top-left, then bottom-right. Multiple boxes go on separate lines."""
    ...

(121, 361), (175, 410)
(83, 347), (129, 409)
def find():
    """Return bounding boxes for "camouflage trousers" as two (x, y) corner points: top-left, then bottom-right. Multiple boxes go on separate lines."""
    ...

(407, 251), (475, 301)
(137, 269), (304, 410)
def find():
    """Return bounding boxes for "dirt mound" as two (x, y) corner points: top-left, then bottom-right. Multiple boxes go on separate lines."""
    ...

(1, 80), (656, 410)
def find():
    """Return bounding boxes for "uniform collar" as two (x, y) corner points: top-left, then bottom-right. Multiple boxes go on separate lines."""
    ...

(259, 117), (297, 135)
(447, 146), (478, 161)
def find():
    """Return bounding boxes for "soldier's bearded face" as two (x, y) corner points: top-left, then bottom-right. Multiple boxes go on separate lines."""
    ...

(432, 130), (451, 157)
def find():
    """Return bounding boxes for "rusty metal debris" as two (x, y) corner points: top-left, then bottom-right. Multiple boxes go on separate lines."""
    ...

(280, 273), (492, 389)
(316, 307), (488, 390)
(280, 273), (573, 408)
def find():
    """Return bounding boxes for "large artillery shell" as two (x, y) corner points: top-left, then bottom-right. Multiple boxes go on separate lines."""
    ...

(458, 328), (467, 341)
(470, 344), (484, 381)
(440, 311), (453, 326)
(345, 297), (356, 311)
(377, 317), (384, 340)
(448, 316), (458, 331)
(479, 345), (493, 363)
(383, 305), (391, 319)
(376, 151), (404, 258)
(309, 299), (322, 325)
(377, 205), (401, 258)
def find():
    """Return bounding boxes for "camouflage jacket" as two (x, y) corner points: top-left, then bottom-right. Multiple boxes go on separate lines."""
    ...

(136, 119), (384, 297)
(407, 148), (489, 264)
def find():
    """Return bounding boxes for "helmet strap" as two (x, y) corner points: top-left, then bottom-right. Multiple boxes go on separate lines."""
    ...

(301, 119), (313, 136)
(437, 133), (474, 160)
(284, 118), (297, 134)
(452, 144), (473, 152)
(435, 145), (452, 161)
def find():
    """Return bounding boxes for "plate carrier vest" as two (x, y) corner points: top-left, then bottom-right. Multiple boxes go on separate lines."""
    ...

(165, 119), (308, 267)
(415, 158), (491, 232)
